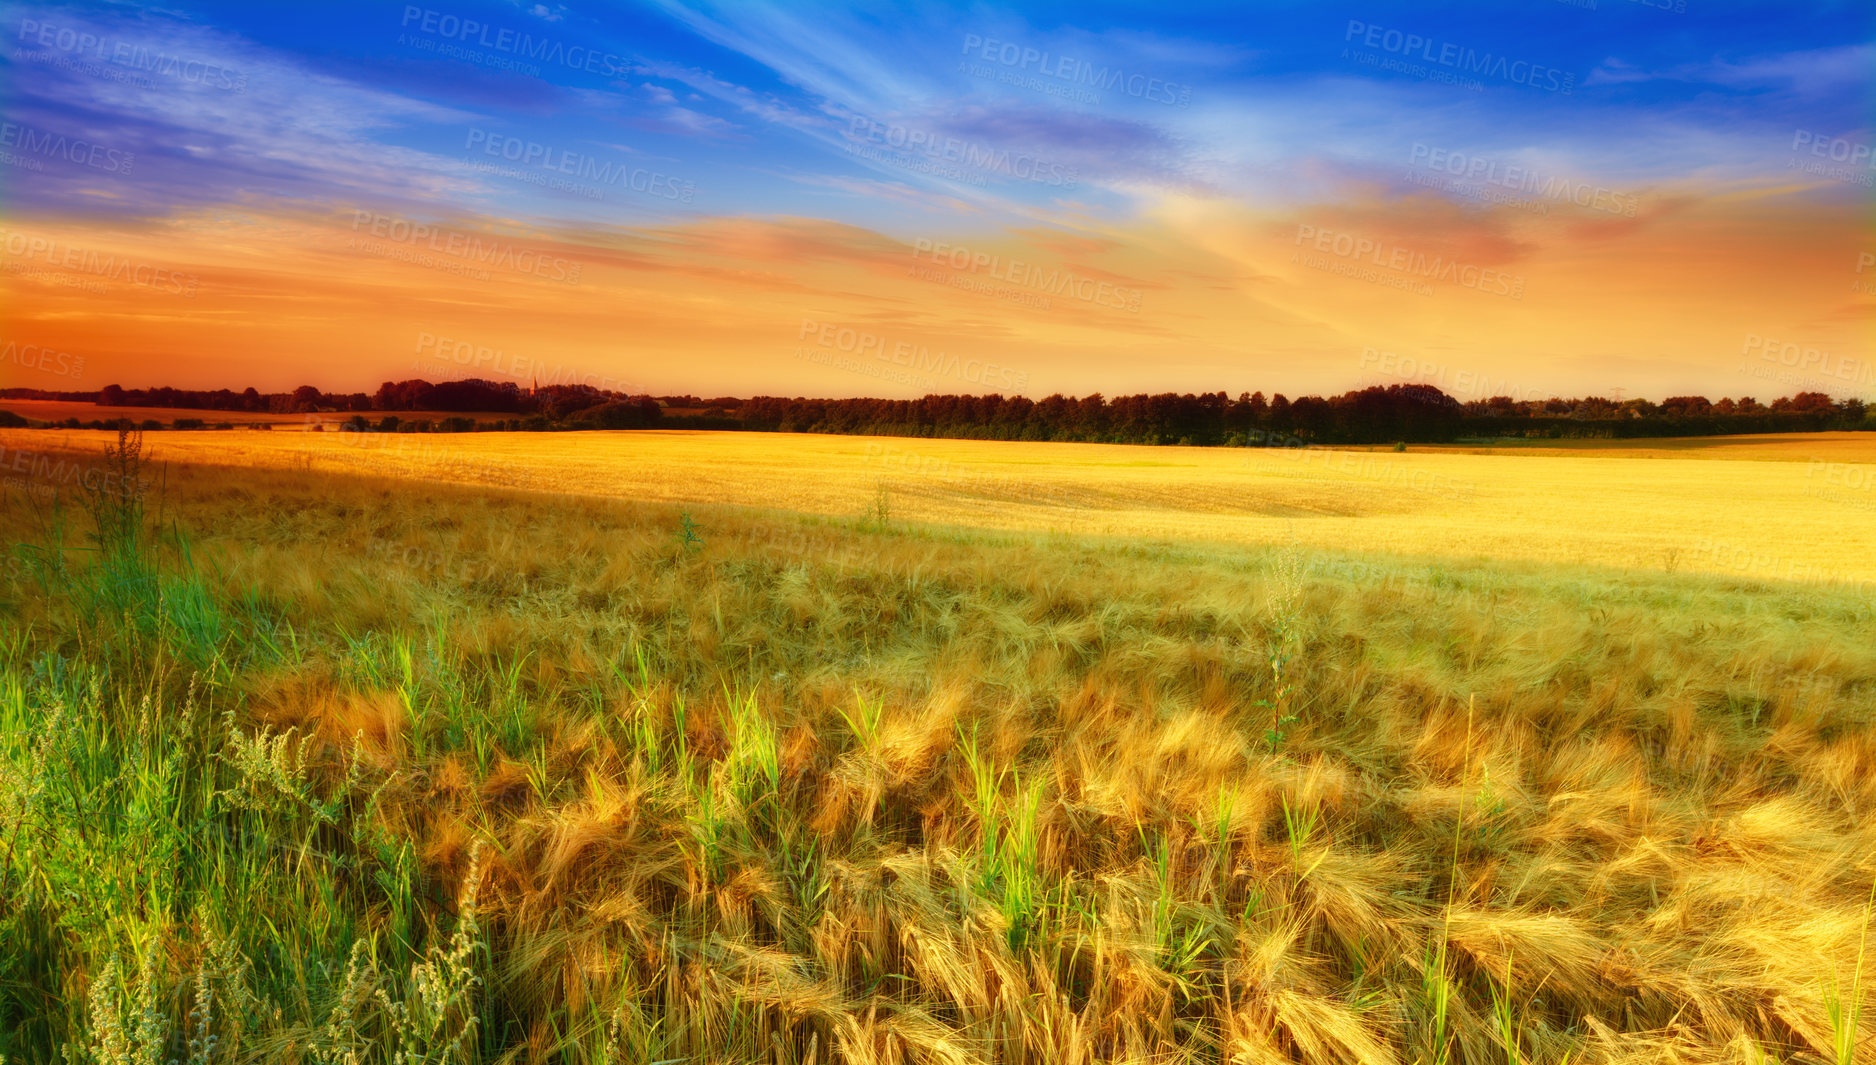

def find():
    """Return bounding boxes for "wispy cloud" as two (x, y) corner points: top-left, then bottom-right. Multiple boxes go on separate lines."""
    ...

(1585, 43), (1873, 96)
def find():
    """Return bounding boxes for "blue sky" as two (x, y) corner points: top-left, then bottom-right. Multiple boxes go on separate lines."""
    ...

(9, 0), (1867, 227)
(1, 0), (1870, 398)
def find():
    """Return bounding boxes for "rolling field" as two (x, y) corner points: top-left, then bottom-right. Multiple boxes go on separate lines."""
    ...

(5, 427), (1876, 587)
(2, 428), (1875, 1063)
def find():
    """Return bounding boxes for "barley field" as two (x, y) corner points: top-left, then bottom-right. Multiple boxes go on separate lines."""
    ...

(6, 427), (1876, 586)
(3, 428), (1875, 1064)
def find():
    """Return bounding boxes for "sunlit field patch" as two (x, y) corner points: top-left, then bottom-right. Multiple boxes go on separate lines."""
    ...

(6, 427), (1874, 587)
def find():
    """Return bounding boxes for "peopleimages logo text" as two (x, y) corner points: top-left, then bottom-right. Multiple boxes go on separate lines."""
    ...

(911, 239), (1142, 312)
(17, 18), (248, 91)
(3, 340), (82, 379)
(1409, 144), (1636, 216)
(399, 7), (627, 76)
(0, 122), (133, 173)
(1293, 224), (1525, 299)
(1791, 131), (1875, 170)
(1, 230), (199, 296)
(349, 212), (581, 284)
(1344, 21), (1574, 94)
(797, 319), (1029, 391)
(959, 33), (1193, 107)
(464, 130), (696, 202)
(847, 118), (1078, 188)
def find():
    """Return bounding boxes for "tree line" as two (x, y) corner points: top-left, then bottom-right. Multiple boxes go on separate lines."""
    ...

(731, 387), (1869, 444)
(2, 380), (1869, 443)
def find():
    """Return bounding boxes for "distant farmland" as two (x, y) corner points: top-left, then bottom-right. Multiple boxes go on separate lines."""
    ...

(6, 427), (1870, 589)
(0, 398), (522, 427)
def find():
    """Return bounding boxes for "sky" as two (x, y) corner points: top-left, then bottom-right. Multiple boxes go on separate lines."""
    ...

(0, 0), (1870, 402)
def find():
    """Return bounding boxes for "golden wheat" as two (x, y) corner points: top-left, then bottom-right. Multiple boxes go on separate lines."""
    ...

(4, 433), (1875, 1062)
(5, 427), (1876, 588)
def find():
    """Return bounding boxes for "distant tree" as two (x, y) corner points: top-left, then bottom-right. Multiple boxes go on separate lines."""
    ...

(533, 383), (609, 419)
(374, 379), (436, 410)
(568, 398), (663, 429)
(429, 378), (522, 412)
(1289, 395), (1331, 440)
(1786, 391), (1835, 413)
(98, 384), (127, 407)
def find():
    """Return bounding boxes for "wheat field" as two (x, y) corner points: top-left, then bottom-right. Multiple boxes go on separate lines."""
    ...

(2, 428), (1875, 1063)
(4, 427), (1875, 588)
